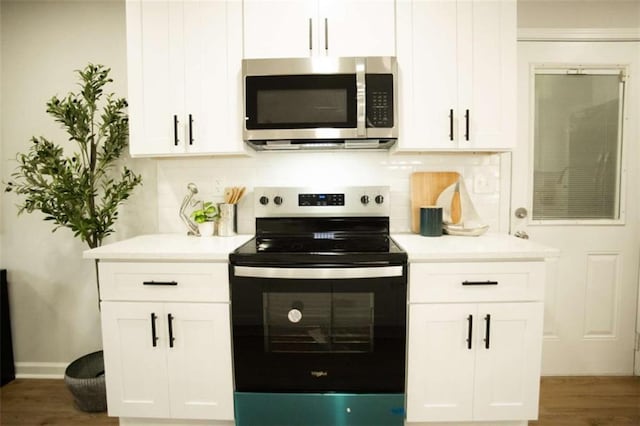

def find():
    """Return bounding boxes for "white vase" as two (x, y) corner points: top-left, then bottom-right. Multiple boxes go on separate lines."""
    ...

(197, 221), (215, 237)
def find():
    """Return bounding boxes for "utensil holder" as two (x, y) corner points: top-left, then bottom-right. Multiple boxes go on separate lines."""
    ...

(218, 203), (237, 237)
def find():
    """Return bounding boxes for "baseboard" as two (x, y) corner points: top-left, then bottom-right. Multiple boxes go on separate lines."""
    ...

(15, 362), (67, 379)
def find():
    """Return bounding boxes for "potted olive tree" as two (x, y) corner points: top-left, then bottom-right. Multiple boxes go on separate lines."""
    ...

(5, 64), (142, 411)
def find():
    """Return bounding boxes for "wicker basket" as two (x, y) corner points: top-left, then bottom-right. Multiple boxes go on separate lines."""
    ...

(64, 350), (107, 412)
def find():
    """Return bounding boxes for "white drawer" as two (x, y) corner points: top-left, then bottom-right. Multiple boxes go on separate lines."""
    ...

(99, 261), (229, 302)
(409, 261), (545, 303)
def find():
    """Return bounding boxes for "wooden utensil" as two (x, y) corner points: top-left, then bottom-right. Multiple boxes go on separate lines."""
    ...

(450, 180), (462, 224)
(410, 171), (460, 233)
(236, 187), (246, 203)
(224, 188), (233, 204)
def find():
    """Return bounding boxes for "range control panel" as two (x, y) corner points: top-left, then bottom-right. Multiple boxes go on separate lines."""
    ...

(299, 193), (345, 207)
(255, 186), (389, 218)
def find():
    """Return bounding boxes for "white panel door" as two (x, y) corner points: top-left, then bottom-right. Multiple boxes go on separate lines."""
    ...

(184, 0), (236, 154)
(464, 0), (516, 150)
(512, 41), (640, 374)
(243, 0), (318, 58)
(126, 0), (185, 156)
(473, 302), (543, 421)
(406, 304), (475, 422)
(319, 0), (395, 57)
(166, 303), (234, 420)
(101, 302), (170, 418)
(398, 0), (458, 150)
(396, 0), (515, 151)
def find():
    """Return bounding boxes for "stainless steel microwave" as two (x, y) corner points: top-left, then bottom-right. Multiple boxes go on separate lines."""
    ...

(242, 56), (397, 150)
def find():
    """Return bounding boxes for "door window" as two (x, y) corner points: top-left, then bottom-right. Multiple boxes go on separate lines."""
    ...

(532, 69), (626, 222)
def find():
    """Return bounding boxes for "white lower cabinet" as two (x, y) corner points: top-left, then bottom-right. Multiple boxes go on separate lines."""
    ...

(98, 262), (234, 422)
(406, 262), (545, 423)
(101, 302), (234, 420)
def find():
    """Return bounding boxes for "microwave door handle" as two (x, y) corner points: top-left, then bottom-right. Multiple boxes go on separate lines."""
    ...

(356, 57), (366, 136)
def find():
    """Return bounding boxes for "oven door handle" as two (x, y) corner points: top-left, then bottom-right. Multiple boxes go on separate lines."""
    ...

(233, 265), (404, 279)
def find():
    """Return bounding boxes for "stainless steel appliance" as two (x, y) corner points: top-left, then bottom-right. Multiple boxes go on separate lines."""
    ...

(242, 57), (397, 150)
(229, 186), (407, 426)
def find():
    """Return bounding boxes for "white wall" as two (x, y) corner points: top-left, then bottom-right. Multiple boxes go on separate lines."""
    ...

(0, 0), (156, 376)
(518, 0), (640, 29)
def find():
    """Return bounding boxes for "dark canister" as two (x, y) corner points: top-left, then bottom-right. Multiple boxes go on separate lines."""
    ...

(420, 206), (443, 237)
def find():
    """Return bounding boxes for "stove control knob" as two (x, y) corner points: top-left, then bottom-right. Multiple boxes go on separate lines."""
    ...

(274, 196), (283, 205)
(375, 195), (385, 205)
(259, 196), (269, 205)
(360, 195), (370, 205)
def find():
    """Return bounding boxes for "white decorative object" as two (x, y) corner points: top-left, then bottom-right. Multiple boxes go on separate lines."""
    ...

(436, 179), (489, 236)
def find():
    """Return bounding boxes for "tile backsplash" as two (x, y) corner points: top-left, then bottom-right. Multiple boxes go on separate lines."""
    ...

(157, 151), (509, 235)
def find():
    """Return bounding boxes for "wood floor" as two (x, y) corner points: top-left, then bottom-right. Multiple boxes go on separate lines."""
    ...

(1, 376), (639, 425)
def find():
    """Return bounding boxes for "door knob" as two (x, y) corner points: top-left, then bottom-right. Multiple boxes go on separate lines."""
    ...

(514, 231), (529, 239)
(514, 207), (528, 219)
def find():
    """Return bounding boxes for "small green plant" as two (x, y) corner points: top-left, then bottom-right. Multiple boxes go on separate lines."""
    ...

(191, 201), (219, 224)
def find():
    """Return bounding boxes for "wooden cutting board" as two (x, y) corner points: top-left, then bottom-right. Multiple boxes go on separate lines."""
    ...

(410, 171), (460, 233)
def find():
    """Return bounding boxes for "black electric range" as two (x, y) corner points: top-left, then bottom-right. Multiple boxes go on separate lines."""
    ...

(229, 186), (407, 266)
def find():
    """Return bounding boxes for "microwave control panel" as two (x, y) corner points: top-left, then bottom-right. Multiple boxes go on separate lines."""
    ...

(366, 74), (394, 128)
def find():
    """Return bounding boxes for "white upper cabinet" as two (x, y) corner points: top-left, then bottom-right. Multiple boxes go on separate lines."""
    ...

(126, 0), (244, 156)
(396, 0), (516, 151)
(243, 0), (396, 58)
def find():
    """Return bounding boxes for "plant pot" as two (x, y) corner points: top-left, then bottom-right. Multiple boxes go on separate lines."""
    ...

(198, 221), (215, 237)
(64, 350), (107, 412)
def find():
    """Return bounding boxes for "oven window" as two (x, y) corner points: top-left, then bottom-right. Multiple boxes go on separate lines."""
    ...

(263, 292), (374, 353)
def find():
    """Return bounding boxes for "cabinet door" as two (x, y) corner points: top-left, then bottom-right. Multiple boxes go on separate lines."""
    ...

(462, 0), (517, 150)
(166, 303), (234, 420)
(126, 0), (186, 156)
(101, 302), (170, 418)
(243, 0), (318, 58)
(396, 0), (516, 151)
(396, 0), (458, 150)
(406, 304), (475, 422)
(184, 1), (244, 154)
(473, 302), (544, 421)
(319, 0), (395, 57)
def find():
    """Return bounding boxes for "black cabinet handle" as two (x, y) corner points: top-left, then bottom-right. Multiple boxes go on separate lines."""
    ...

(449, 109), (454, 141)
(168, 313), (175, 348)
(143, 281), (178, 286)
(464, 109), (470, 141)
(484, 314), (491, 349)
(324, 18), (329, 51)
(308, 18), (313, 51)
(462, 280), (498, 286)
(150, 313), (158, 347)
(173, 115), (179, 146)
(188, 114), (194, 145)
(466, 314), (473, 350)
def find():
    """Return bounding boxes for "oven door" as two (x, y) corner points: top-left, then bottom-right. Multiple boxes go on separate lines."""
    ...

(230, 265), (407, 393)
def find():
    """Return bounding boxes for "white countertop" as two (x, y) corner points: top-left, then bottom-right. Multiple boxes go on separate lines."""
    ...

(83, 234), (253, 261)
(84, 232), (558, 262)
(391, 232), (559, 262)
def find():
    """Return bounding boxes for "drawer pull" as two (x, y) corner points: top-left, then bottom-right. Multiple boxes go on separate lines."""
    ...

(462, 280), (498, 286)
(150, 313), (158, 347)
(143, 281), (178, 286)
